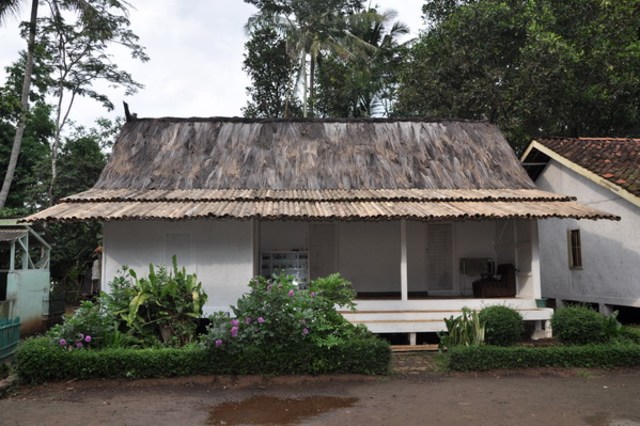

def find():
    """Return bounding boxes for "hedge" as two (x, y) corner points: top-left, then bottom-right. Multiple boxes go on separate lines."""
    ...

(448, 344), (640, 371)
(15, 337), (390, 384)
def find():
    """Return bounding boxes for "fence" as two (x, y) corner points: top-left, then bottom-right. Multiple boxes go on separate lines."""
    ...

(0, 299), (14, 319)
(0, 317), (20, 363)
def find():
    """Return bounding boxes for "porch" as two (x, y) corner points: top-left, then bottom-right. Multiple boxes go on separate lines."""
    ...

(257, 218), (551, 341)
(339, 297), (553, 344)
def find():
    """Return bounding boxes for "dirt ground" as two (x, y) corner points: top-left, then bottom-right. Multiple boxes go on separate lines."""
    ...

(2, 352), (640, 426)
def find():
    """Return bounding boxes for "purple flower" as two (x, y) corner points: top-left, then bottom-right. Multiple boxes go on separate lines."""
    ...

(257, 317), (265, 324)
(230, 319), (240, 327)
(267, 284), (273, 291)
(215, 339), (223, 347)
(231, 326), (239, 337)
(84, 335), (92, 343)
(245, 317), (252, 325)
(310, 291), (316, 298)
(288, 289), (295, 297)
(76, 342), (83, 348)
(303, 328), (309, 335)
(59, 338), (67, 346)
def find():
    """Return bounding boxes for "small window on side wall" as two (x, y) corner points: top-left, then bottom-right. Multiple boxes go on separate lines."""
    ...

(568, 229), (582, 269)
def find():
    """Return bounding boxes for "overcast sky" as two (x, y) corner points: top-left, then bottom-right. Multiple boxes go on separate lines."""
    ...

(0, 1), (425, 128)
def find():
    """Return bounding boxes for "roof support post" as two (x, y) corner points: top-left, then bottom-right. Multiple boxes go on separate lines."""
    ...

(531, 220), (542, 299)
(400, 219), (408, 301)
(20, 234), (29, 270)
(9, 240), (15, 271)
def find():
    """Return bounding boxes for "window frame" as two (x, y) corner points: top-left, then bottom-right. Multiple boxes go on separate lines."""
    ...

(567, 229), (583, 270)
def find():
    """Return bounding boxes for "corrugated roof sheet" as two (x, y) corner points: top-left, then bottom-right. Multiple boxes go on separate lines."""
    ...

(23, 196), (618, 223)
(527, 138), (640, 197)
(0, 228), (27, 242)
(63, 188), (575, 203)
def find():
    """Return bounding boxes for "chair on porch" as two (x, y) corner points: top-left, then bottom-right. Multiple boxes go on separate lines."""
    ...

(472, 264), (516, 298)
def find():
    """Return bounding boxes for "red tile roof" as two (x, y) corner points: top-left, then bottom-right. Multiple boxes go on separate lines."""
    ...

(534, 138), (640, 198)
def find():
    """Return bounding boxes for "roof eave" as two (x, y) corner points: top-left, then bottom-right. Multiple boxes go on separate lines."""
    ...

(522, 140), (640, 209)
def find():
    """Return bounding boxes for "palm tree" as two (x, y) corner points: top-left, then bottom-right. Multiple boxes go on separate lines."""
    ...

(0, 0), (39, 209)
(312, 8), (409, 118)
(345, 8), (410, 116)
(246, 1), (372, 117)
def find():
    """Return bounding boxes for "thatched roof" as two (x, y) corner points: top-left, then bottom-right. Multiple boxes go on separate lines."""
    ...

(94, 118), (535, 191)
(24, 117), (619, 222)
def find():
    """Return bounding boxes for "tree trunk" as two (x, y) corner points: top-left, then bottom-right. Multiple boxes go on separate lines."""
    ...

(309, 54), (315, 117)
(0, 0), (39, 209)
(302, 53), (309, 118)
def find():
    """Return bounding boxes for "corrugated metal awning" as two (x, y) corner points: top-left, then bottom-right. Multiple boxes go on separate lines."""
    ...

(0, 228), (28, 242)
(22, 189), (619, 223)
(63, 188), (576, 203)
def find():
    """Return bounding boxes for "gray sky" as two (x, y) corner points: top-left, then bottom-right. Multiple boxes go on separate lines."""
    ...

(0, 1), (425, 128)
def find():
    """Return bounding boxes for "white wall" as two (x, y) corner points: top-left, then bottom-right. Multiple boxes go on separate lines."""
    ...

(536, 160), (640, 307)
(259, 221), (308, 251)
(103, 220), (254, 314)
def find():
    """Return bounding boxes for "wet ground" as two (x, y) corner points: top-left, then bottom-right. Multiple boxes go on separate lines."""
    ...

(2, 353), (640, 425)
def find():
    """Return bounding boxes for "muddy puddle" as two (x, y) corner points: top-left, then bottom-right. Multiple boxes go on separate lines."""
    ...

(208, 395), (358, 425)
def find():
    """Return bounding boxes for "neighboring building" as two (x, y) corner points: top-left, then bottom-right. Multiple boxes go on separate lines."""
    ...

(0, 220), (51, 334)
(25, 118), (616, 342)
(521, 137), (638, 315)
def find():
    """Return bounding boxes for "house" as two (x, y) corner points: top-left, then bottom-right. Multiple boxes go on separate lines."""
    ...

(521, 137), (639, 317)
(0, 219), (51, 334)
(24, 118), (617, 343)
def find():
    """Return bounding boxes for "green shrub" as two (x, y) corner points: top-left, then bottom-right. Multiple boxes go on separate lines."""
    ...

(206, 274), (371, 353)
(618, 325), (640, 344)
(47, 300), (114, 349)
(551, 306), (615, 345)
(14, 337), (209, 384)
(448, 343), (640, 371)
(438, 307), (485, 350)
(308, 273), (357, 310)
(15, 336), (390, 384)
(479, 305), (524, 346)
(99, 256), (208, 347)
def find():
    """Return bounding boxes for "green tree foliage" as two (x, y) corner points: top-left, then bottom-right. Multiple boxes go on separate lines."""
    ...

(37, 0), (148, 205)
(45, 122), (110, 287)
(314, 9), (409, 117)
(395, 0), (640, 151)
(243, 23), (302, 118)
(244, 0), (369, 117)
(0, 54), (54, 216)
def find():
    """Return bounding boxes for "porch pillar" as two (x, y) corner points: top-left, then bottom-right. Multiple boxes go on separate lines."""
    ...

(531, 221), (542, 299)
(400, 219), (408, 301)
(9, 240), (15, 271)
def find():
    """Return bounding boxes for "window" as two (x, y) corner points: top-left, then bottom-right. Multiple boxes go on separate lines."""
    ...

(568, 229), (582, 269)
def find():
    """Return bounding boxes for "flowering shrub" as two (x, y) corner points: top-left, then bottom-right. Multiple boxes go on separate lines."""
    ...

(58, 333), (93, 350)
(205, 273), (371, 355)
(48, 301), (114, 349)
